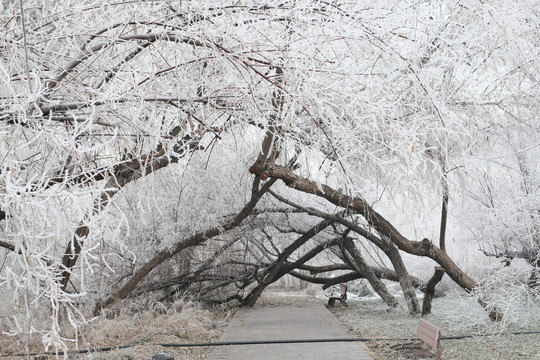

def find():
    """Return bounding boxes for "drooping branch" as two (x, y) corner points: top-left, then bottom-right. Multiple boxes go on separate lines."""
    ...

(243, 217), (334, 307)
(290, 266), (440, 297)
(0, 239), (16, 252)
(287, 237), (341, 271)
(268, 189), (420, 314)
(0, 238), (53, 267)
(480, 247), (540, 267)
(93, 177), (277, 314)
(300, 263), (351, 274)
(136, 237), (243, 299)
(261, 164), (503, 321)
(341, 236), (399, 309)
(42, 33), (207, 96)
(60, 132), (201, 290)
(290, 270), (361, 287)
(40, 97), (211, 115)
(295, 264), (441, 296)
(3, 131), (200, 282)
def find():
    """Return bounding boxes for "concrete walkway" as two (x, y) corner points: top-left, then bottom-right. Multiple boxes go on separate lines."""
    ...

(206, 305), (374, 360)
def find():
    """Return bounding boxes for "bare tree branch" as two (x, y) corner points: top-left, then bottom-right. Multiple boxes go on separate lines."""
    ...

(262, 164), (503, 320)
(93, 177), (277, 314)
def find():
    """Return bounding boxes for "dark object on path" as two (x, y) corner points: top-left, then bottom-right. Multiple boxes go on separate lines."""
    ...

(391, 319), (442, 359)
(149, 352), (174, 360)
(327, 283), (348, 307)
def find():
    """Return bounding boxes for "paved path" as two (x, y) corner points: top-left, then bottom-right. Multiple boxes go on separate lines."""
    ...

(206, 305), (374, 360)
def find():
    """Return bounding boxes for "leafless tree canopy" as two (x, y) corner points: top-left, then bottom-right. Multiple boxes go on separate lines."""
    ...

(0, 0), (539, 353)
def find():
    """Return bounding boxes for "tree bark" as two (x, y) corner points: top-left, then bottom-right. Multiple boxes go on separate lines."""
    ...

(341, 237), (399, 309)
(422, 267), (446, 316)
(93, 178), (276, 315)
(269, 190), (420, 314)
(262, 164), (503, 321)
(243, 218), (334, 307)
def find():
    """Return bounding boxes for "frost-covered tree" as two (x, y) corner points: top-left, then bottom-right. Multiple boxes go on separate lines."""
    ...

(1, 0), (538, 354)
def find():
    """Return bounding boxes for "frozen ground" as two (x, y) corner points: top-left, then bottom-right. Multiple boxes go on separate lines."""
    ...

(1, 286), (539, 359)
(249, 286), (540, 360)
(331, 292), (540, 360)
(0, 303), (235, 360)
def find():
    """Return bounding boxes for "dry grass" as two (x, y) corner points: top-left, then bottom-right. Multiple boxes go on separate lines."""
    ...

(329, 290), (540, 360)
(0, 300), (235, 360)
(1, 286), (539, 360)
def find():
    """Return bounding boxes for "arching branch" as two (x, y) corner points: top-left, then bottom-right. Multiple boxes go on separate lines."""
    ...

(260, 164), (503, 321)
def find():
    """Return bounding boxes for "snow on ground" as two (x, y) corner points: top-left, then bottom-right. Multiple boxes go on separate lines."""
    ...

(254, 286), (540, 360)
(0, 302), (235, 360)
(1, 286), (538, 359)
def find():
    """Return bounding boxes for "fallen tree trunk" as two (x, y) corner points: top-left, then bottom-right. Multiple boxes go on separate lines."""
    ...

(269, 190), (420, 314)
(262, 164), (503, 321)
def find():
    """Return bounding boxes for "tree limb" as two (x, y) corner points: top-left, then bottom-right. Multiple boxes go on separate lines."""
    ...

(268, 189), (420, 314)
(261, 164), (503, 321)
(93, 177), (277, 314)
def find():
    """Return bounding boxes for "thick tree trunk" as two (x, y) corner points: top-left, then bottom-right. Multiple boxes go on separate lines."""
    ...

(341, 237), (399, 309)
(377, 235), (421, 314)
(269, 190), (421, 314)
(263, 164), (504, 321)
(422, 267), (445, 316)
